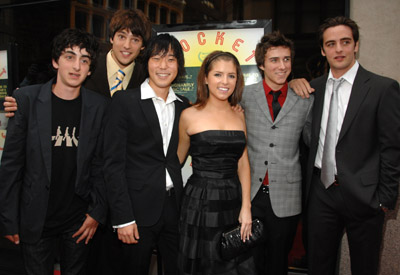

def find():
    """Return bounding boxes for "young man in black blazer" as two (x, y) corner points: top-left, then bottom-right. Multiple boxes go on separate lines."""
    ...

(293, 16), (400, 275)
(0, 28), (109, 275)
(103, 33), (190, 275)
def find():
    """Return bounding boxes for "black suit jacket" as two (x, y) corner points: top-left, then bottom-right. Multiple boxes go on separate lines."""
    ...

(306, 66), (400, 218)
(84, 52), (147, 98)
(0, 79), (110, 243)
(103, 87), (190, 227)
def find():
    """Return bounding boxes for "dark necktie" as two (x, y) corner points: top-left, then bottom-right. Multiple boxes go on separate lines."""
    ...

(270, 91), (282, 120)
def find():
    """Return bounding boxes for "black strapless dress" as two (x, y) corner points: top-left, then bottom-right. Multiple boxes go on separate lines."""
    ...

(178, 130), (256, 275)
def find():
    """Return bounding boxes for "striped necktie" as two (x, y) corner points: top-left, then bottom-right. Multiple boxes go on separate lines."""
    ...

(110, 69), (126, 97)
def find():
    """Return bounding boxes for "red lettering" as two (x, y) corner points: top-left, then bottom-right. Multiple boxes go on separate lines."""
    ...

(180, 39), (190, 52)
(232, 39), (244, 52)
(197, 32), (206, 45)
(245, 50), (255, 62)
(215, 32), (225, 45)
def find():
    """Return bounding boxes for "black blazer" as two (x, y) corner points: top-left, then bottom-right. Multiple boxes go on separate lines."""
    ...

(306, 65), (400, 218)
(0, 79), (110, 243)
(84, 52), (147, 98)
(103, 87), (190, 227)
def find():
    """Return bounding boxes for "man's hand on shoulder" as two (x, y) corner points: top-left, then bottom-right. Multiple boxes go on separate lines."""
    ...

(3, 96), (18, 118)
(5, 234), (20, 245)
(117, 223), (139, 244)
(231, 104), (244, 113)
(289, 78), (315, 99)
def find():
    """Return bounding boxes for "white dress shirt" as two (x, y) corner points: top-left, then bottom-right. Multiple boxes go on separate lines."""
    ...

(315, 61), (360, 173)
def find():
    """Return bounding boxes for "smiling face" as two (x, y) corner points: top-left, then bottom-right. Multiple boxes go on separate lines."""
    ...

(321, 24), (359, 78)
(110, 28), (144, 69)
(52, 46), (91, 89)
(205, 59), (237, 103)
(148, 47), (178, 96)
(259, 46), (291, 90)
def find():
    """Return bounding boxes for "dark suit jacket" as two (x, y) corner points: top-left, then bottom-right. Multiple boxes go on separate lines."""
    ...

(103, 87), (190, 227)
(306, 65), (400, 218)
(0, 78), (110, 243)
(84, 52), (147, 98)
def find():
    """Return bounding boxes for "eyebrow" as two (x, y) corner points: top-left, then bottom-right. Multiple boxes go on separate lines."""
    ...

(325, 37), (352, 44)
(64, 50), (91, 59)
(268, 56), (291, 59)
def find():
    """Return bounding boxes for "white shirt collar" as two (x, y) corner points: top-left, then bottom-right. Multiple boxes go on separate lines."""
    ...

(140, 78), (182, 103)
(328, 60), (359, 85)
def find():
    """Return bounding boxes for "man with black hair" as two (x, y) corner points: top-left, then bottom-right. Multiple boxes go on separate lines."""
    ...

(0, 28), (108, 275)
(103, 33), (189, 275)
(302, 16), (400, 275)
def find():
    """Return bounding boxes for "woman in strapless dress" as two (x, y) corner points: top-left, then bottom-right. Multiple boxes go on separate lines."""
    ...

(177, 51), (256, 275)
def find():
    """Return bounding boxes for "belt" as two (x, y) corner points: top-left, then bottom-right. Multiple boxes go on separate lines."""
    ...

(313, 167), (339, 186)
(166, 188), (175, 196)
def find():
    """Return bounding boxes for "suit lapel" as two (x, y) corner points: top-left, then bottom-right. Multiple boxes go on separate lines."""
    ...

(36, 80), (53, 183)
(253, 81), (273, 124)
(312, 75), (329, 139)
(140, 95), (164, 152)
(273, 88), (298, 124)
(167, 99), (183, 156)
(338, 66), (371, 142)
(75, 88), (94, 186)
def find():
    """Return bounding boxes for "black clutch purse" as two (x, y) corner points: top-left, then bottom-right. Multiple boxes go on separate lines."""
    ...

(220, 219), (264, 260)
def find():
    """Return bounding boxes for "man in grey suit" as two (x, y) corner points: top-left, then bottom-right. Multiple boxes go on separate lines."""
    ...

(240, 31), (313, 275)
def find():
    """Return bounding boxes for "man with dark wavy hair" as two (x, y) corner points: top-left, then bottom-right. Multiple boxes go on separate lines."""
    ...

(0, 28), (109, 275)
(303, 16), (400, 275)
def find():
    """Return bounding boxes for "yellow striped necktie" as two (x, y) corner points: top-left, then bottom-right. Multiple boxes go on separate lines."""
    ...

(110, 69), (126, 97)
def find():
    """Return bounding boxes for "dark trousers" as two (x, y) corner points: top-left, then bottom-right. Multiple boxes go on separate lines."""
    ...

(86, 223), (119, 275)
(307, 172), (385, 275)
(251, 185), (299, 275)
(118, 190), (180, 275)
(21, 221), (89, 275)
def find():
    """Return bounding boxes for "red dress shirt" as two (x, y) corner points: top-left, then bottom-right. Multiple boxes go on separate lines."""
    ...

(262, 80), (288, 186)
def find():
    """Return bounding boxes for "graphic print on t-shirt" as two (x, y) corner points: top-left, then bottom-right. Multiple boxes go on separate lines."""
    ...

(52, 125), (79, 147)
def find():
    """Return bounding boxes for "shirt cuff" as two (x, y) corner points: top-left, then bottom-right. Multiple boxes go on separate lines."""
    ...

(112, 220), (136, 229)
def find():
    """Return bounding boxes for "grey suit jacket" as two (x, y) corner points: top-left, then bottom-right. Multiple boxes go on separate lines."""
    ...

(241, 81), (313, 218)
(0, 78), (109, 243)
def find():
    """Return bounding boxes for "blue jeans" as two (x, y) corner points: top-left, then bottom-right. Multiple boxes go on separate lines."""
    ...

(21, 221), (89, 275)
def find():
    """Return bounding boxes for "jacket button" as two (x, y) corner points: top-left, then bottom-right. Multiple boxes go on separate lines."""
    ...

(264, 161), (268, 165)
(271, 125), (277, 129)
(259, 178), (263, 182)
(269, 143), (274, 147)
